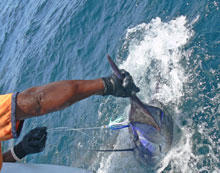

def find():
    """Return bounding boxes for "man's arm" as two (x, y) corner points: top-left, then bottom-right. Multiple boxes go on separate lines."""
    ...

(15, 70), (140, 120)
(16, 79), (104, 120)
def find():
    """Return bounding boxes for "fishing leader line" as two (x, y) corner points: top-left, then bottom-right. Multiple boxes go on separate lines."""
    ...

(47, 121), (130, 132)
(46, 121), (130, 150)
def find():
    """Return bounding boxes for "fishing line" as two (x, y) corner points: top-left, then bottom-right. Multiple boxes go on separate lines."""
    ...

(47, 126), (108, 132)
(47, 121), (130, 151)
(47, 121), (130, 133)
(47, 126), (107, 140)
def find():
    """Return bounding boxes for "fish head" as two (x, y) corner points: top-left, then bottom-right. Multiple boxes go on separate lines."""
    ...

(129, 99), (173, 167)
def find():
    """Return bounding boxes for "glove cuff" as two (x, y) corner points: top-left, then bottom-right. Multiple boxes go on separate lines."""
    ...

(10, 147), (22, 162)
(101, 77), (114, 96)
(13, 142), (27, 160)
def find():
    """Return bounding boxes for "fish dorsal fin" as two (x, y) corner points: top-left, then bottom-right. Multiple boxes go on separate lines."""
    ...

(129, 99), (159, 130)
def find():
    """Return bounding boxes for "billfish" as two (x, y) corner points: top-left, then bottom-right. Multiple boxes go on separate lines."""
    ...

(107, 55), (173, 167)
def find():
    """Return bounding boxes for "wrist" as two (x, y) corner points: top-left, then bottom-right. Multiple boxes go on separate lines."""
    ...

(13, 142), (27, 160)
(102, 77), (114, 96)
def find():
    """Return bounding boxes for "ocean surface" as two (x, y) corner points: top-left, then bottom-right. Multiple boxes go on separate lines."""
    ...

(0, 0), (219, 172)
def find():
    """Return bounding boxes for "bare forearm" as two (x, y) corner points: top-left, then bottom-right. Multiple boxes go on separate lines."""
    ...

(3, 150), (16, 162)
(15, 79), (104, 120)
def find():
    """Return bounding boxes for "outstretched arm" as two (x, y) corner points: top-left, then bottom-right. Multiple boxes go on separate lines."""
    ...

(16, 79), (104, 120)
(15, 67), (140, 121)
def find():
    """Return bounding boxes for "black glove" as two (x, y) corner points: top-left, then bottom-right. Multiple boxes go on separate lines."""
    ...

(13, 127), (47, 160)
(102, 69), (140, 97)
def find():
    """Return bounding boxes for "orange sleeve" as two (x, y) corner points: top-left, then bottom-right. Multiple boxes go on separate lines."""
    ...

(0, 93), (23, 141)
(0, 93), (24, 170)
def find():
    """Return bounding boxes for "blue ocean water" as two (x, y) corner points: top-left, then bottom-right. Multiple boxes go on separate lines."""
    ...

(0, 0), (219, 172)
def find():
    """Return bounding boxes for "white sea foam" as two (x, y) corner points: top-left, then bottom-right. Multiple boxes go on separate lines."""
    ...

(157, 128), (194, 173)
(97, 16), (195, 173)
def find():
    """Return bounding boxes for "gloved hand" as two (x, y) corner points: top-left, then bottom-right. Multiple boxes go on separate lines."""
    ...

(13, 127), (47, 160)
(102, 69), (140, 97)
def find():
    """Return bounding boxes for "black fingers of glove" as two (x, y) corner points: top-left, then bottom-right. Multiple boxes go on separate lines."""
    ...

(122, 75), (140, 95)
(102, 69), (140, 97)
(121, 70), (140, 96)
(14, 127), (47, 159)
(23, 127), (47, 154)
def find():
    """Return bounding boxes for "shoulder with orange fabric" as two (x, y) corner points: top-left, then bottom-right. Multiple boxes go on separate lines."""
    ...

(0, 93), (23, 141)
(0, 93), (24, 170)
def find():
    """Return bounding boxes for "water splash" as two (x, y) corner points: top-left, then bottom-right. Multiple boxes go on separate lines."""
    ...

(97, 16), (194, 173)
(120, 16), (193, 106)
